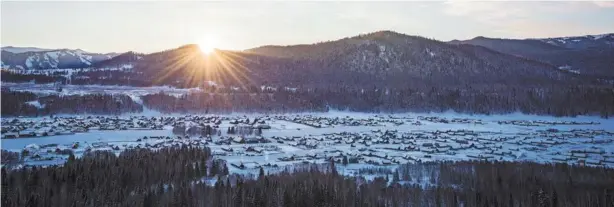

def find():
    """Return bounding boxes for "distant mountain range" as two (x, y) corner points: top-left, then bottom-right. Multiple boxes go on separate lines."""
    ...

(91, 51), (144, 69)
(235, 31), (582, 87)
(535, 33), (614, 49)
(1, 46), (55, 53)
(449, 33), (614, 77)
(1, 47), (118, 70)
(2, 31), (612, 87)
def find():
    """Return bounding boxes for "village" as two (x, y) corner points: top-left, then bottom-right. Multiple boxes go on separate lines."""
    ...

(2, 113), (614, 171)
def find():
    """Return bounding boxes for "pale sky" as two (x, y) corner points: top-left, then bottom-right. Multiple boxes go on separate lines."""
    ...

(2, 1), (613, 53)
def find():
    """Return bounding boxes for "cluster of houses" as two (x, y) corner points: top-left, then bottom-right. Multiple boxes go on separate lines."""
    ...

(1, 115), (278, 139)
(497, 120), (600, 127)
(1, 116), (166, 139)
(551, 148), (614, 166)
(3, 114), (613, 169)
(171, 116), (271, 137)
(17, 134), (223, 162)
(223, 129), (507, 168)
(275, 115), (408, 128)
(222, 126), (614, 168)
(417, 116), (486, 125)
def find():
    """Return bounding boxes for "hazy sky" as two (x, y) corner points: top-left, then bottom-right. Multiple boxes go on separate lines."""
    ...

(2, 1), (613, 53)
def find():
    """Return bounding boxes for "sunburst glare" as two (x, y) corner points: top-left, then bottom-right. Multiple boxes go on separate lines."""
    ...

(152, 36), (255, 90)
(198, 35), (218, 55)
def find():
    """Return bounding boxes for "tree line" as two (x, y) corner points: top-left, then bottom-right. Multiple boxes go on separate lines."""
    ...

(1, 90), (142, 117)
(2, 146), (613, 207)
(3, 84), (613, 117)
(1, 146), (228, 207)
(1, 71), (67, 84)
(141, 85), (614, 118)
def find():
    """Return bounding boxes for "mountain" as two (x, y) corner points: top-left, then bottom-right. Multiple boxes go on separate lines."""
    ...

(91, 51), (144, 69)
(448, 36), (565, 56)
(84, 31), (585, 88)
(535, 33), (614, 49)
(1, 47), (118, 70)
(1, 46), (54, 53)
(450, 34), (614, 77)
(246, 31), (584, 86)
(3, 31), (596, 88)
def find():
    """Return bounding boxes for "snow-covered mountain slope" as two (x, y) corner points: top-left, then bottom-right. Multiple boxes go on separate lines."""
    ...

(534, 33), (614, 49)
(123, 31), (582, 88)
(1, 46), (54, 53)
(450, 33), (614, 77)
(91, 51), (143, 69)
(1, 47), (119, 70)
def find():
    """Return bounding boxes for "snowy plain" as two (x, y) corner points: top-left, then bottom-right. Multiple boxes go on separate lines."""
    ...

(2, 82), (201, 97)
(2, 83), (614, 175)
(2, 110), (613, 176)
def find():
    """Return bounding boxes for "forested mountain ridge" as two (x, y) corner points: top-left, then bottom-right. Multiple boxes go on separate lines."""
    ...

(91, 51), (143, 69)
(3, 31), (607, 88)
(121, 30), (588, 88)
(2, 31), (612, 117)
(450, 34), (614, 77)
(536, 33), (614, 49)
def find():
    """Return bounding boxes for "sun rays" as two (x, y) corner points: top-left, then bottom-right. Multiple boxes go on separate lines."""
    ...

(151, 44), (256, 90)
(197, 35), (218, 55)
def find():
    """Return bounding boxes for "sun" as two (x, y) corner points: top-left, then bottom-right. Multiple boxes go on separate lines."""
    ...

(197, 35), (218, 55)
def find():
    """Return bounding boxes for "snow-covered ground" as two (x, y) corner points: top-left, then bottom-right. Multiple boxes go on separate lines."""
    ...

(2, 82), (201, 97)
(2, 112), (613, 174)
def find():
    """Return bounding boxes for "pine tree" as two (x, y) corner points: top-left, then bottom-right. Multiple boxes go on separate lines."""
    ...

(201, 162), (207, 177)
(330, 159), (338, 176)
(392, 170), (400, 183)
(210, 160), (218, 176)
(258, 167), (265, 180)
(67, 153), (76, 164)
(222, 163), (229, 175)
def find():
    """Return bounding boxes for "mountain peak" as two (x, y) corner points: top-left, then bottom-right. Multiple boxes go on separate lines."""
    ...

(535, 33), (614, 49)
(357, 30), (408, 39)
(1, 46), (54, 54)
(1, 47), (119, 70)
(371, 30), (402, 36)
(589, 33), (614, 40)
(471, 36), (490, 40)
(449, 33), (614, 77)
(1, 46), (99, 54)
(175, 44), (202, 52)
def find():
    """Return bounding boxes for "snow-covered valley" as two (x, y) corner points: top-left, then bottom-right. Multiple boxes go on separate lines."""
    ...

(2, 112), (613, 175)
(2, 82), (200, 97)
